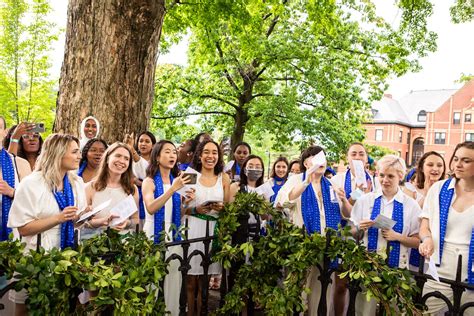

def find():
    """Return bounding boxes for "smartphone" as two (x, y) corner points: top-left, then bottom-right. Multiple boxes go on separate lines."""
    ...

(30, 123), (45, 133)
(183, 173), (197, 185)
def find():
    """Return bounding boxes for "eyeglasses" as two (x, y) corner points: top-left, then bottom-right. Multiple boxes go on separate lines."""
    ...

(21, 133), (40, 140)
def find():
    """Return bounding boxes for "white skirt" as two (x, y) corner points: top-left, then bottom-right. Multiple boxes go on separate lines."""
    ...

(185, 215), (221, 275)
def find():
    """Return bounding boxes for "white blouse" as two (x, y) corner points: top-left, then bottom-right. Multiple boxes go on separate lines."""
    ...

(7, 172), (87, 251)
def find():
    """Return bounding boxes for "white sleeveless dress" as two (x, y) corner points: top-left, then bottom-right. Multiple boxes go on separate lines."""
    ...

(186, 174), (224, 275)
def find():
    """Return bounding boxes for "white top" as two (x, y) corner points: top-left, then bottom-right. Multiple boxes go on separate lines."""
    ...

(275, 173), (342, 229)
(351, 188), (421, 268)
(132, 157), (149, 180)
(7, 172), (87, 251)
(421, 178), (474, 268)
(143, 184), (174, 241)
(444, 206), (474, 245)
(194, 174), (224, 206)
(331, 169), (381, 194)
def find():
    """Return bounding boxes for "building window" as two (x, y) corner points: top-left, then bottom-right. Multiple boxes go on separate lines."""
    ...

(407, 132), (411, 144)
(453, 112), (461, 124)
(466, 113), (472, 123)
(434, 132), (446, 144)
(417, 110), (426, 122)
(375, 129), (383, 141)
(466, 133), (474, 141)
(399, 131), (403, 143)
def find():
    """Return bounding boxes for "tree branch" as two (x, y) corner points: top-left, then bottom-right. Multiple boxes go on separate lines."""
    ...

(151, 110), (235, 120)
(215, 40), (240, 92)
(179, 87), (239, 109)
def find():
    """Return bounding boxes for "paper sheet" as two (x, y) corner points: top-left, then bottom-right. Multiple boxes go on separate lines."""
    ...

(109, 195), (138, 227)
(223, 160), (235, 172)
(425, 259), (440, 282)
(307, 151), (327, 174)
(372, 214), (396, 230)
(255, 181), (275, 200)
(177, 167), (200, 196)
(352, 160), (367, 188)
(76, 199), (112, 223)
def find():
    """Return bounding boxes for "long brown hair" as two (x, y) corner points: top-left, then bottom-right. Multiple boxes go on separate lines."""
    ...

(146, 140), (180, 178)
(449, 141), (474, 179)
(92, 142), (135, 195)
(415, 151), (446, 189)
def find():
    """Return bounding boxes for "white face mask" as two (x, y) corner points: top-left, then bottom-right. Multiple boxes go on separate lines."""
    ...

(288, 172), (295, 178)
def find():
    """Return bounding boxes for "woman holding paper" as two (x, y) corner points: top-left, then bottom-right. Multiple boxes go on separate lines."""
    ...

(7, 134), (87, 314)
(82, 142), (139, 240)
(418, 141), (474, 314)
(277, 145), (346, 316)
(142, 140), (194, 316)
(186, 139), (230, 315)
(351, 155), (421, 315)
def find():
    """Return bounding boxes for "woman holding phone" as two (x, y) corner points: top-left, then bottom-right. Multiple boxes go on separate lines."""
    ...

(5, 124), (43, 171)
(7, 134), (87, 315)
(186, 140), (230, 315)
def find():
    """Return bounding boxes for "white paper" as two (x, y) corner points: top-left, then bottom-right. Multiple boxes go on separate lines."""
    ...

(223, 160), (235, 172)
(372, 214), (396, 230)
(307, 151), (327, 174)
(177, 167), (200, 196)
(76, 199), (112, 223)
(109, 195), (138, 227)
(329, 187), (338, 203)
(255, 181), (275, 200)
(425, 259), (440, 282)
(352, 160), (367, 188)
(350, 188), (363, 201)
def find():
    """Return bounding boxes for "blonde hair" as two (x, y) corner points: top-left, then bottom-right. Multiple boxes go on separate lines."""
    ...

(35, 133), (80, 190)
(377, 155), (407, 178)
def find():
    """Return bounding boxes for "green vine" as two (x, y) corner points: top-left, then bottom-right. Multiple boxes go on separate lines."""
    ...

(214, 192), (422, 315)
(0, 230), (168, 315)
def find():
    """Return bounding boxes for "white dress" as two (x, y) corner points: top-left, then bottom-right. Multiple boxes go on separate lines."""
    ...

(143, 183), (182, 316)
(186, 174), (224, 275)
(7, 171), (87, 303)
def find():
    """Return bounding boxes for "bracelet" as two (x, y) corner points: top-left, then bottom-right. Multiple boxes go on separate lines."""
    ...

(11, 138), (19, 143)
(420, 235), (432, 243)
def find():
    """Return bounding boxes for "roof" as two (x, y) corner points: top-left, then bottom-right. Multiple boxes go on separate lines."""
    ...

(367, 89), (457, 127)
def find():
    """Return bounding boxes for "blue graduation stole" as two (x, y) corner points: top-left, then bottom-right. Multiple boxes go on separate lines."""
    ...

(178, 163), (189, 171)
(235, 163), (241, 178)
(270, 177), (285, 203)
(367, 195), (404, 268)
(0, 149), (14, 241)
(137, 180), (145, 220)
(153, 171), (181, 244)
(52, 175), (75, 249)
(301, 174), (341, 234)
(344, 169), (373, 199)
(77, 161), (87, 178)
(439, 179), (474, 284)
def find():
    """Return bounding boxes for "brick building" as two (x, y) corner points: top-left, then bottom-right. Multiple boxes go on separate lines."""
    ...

(364, 79), (474, 166)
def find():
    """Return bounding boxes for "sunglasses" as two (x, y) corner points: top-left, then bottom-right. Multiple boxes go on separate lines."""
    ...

(21, 133), (40, 140)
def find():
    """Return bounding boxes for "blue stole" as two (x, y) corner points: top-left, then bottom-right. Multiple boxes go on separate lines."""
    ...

(367, 195), (404, 268)
(0, 149), (14, 241)
(344, 169), (373, 199)
(153, 171), (181, 244)
(301, 174), (341, 234)
(439, 179), (474, 284)
(270, 177), (285, 203)
(234, 163), (241, 178)
(52, 175), (75, 249)
(178, 163), (189, 171)
(77, 161), (87, 178)
(137, 182), (145, 220)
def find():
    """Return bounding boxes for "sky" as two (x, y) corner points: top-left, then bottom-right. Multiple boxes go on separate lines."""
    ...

(49, 0), (473, 100)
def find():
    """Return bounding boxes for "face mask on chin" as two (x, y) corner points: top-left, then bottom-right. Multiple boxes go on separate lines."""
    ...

(245, 168), (263, 181)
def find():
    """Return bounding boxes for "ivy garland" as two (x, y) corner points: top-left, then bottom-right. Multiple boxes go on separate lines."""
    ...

(0, 230), (168, 315)
(214, 192), (422, 315)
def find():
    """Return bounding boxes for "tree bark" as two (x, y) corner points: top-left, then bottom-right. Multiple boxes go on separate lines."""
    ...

(230, 107), (248, 149)
(54, 0), (165, 143)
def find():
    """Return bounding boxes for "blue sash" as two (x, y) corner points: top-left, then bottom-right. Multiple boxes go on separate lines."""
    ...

(439, 179), (474, 284)
(270, 177), (285, 203)
(178, 163), (189, 171)
(367, 195), (404, 268)
(301, 174), (341, 234)
(77, 161), (87, 178)
(235, 163), (241, 177)
(137, 180), (145, 220)
(52, 175), (75, 249)
(344, 169), (373, 199)
(0, 149), (14, 241)
(153, 171), (181, 243)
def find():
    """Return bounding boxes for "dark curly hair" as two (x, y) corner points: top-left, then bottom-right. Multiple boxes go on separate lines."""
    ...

(3, 124), (43, 159)
(135, 131), (157, 155)
(80, 138), (108, 165)
(191, 140), (224, 175)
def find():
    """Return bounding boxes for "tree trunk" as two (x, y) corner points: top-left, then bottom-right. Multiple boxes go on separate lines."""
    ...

(230, 107), (248, 150)
(54, 0), (165, 143)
